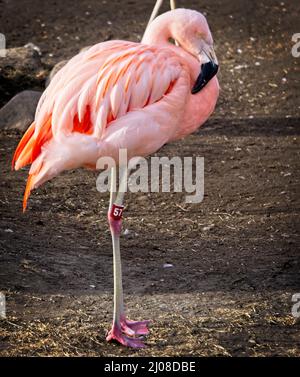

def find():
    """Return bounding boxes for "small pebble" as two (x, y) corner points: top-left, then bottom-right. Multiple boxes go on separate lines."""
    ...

(202, 224), (215, 231)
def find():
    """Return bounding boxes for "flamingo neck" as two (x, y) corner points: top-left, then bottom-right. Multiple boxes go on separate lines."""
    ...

(142, 13), (172, 46)
(142, 12), (219, 139)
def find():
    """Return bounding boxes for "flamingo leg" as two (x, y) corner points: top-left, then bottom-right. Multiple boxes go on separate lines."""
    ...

(106, 167), (150, 348)
(143, 0), (164, 35)
(143, 0), (177, 39)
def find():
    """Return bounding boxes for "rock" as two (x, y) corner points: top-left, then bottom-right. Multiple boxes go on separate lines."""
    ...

(0, 90), (42, 131)
(46, 59), (68, 87)
(123, 229), (130, 236)
(24, 43), (42, 56)
(80, 45), (91, 53)
(0, 44), (47, 107)
(163, 263), (174, 269)
(202, 224), (215, 231)
(2, 45), (42, 70)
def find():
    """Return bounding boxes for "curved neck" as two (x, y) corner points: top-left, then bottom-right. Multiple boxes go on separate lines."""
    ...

(142, 13), (172, 46)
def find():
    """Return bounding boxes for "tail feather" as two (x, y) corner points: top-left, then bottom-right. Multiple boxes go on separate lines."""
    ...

(12, 122), (35, 170)
(23, 174), (34, 212)
(12, 117), (53, 211)
(14, 135), (36, 171)
(31, 117), (52, 162)
(13, 106), (93, 211)
(22, 160), (44, 212)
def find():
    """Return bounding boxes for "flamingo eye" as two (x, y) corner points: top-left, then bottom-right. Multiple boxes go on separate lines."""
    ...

(168, 37), (177, 45)
(197, 31), (205, 39)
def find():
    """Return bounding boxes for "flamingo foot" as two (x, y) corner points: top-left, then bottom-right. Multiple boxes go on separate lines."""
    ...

(106, 323), (146, 348)
(121, 317), (150, 336)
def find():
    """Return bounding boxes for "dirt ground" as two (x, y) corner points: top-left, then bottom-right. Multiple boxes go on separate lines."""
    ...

(0, 0), (300, 356)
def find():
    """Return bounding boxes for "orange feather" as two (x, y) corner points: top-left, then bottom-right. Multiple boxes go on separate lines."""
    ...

(73, 105), (93, 134)
(12, 122), (35, 169)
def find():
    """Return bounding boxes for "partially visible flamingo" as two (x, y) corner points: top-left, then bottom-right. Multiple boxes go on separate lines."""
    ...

(12, 1), (219, 348)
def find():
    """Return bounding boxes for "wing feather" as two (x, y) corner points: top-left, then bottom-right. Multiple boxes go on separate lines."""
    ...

(33, 41), (183, 140)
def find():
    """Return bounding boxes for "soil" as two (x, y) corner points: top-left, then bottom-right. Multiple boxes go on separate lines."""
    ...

(0, 0), (299, 356)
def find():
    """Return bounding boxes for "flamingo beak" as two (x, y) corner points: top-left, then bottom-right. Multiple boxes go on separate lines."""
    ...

(191, 46), (219, 94)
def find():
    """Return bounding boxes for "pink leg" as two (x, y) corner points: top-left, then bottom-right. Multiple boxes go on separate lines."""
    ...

(106, 201), (150, 348)
(106, 323), (146, 348)
(120, 315), (150, 336)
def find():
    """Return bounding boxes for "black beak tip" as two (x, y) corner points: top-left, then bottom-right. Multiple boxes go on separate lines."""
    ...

(191, 62), (219, 94)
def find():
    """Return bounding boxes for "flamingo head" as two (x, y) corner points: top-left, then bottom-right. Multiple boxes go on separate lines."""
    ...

(169, 9), (219, 93)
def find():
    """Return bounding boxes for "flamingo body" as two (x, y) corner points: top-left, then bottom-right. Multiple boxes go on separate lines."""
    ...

(12, 8), (219, 347)
(13, 12), (219, 210)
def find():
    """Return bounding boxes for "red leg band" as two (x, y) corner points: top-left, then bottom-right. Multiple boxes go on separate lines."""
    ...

(109, 204), (125, 221)
(108, 204), (125, 235)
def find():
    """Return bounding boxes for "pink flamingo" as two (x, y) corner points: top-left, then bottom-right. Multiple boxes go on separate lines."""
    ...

(12, 5), (219, 348)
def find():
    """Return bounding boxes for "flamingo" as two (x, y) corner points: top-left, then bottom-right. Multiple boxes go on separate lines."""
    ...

(12, 1), (219, 348)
